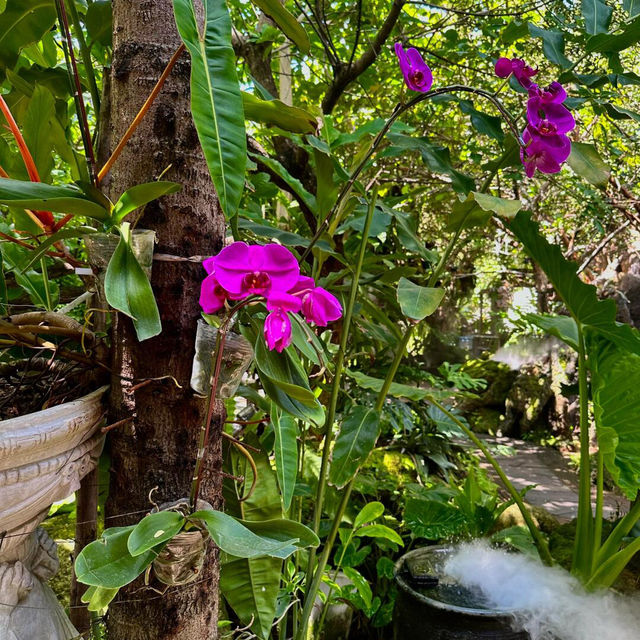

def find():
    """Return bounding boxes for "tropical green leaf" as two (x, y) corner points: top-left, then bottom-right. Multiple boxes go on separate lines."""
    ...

(104, 223), (162, 341)
(526, 313), (579, 350)
(624, 0), (640, 18)
(0, 177), (109, 219)
(404, 498), (467, 540)
(190, 509), (298, 558)
(355, 524), (404, 546)
(271, 407), (298, 511)
(221, 555), (281, 639)
(112, 181), (181, 224)
(353, 502), (385, 530)
(581, 0), (613, 35)
(250, 0), (310, 52)
(329, 406), (381, 488)
(173, 0), (246, 218)
(509, 212), (640, 355)
(127, 512), (186, 557)
(458, 100), (504, 141)
(528, 25), (572, 67)
(242, 92), (316, 133)
(75, 526), (158, 588)
(23, 85), (56, 181)
(471, 192), (522, 219)
(81, 585), (119, 612)
(345, 369), (434, 402)
(590, 337), (640, 500)
(85, 0), (112, 47)
(0, 0), (56, 75)
(586, 15), (640, 52)
(396, 278), (444, 320)
(567, 142), (610, 186)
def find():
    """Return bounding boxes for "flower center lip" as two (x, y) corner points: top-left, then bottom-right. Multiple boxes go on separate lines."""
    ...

(410, 70), (424, 84)
(242, 271), (271, 292)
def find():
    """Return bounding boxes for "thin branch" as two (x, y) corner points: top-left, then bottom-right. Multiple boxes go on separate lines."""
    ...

(322, 0), (406, 113)
(577, 219), (631, 275)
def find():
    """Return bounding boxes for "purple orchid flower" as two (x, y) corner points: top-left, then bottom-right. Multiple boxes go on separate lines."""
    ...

(527, 83), (574, 133)
(212, 242), (300, 297)
(264, 309), (292, 352)
(395, 43), (433, 92)
(199, 274), (232, 314)
(520, 124), (571, 177)
(494, 57), (537, 89)
(289, 276), (342, 326)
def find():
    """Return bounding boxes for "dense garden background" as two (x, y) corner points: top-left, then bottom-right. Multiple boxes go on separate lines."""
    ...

(1, 0), (640, 639)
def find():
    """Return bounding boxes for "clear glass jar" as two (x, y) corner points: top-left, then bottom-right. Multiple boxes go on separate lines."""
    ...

(190, 320), (254, 398)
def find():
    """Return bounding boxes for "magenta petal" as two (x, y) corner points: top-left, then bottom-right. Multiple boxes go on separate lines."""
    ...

(495, 57), (513, 78)
(264, 310), (292, 352)
(543, 103), (575, 134)
(302, 287), (342, 326)
(199, 274), (226, 314)
(202, 256), (216, 276)
(266, 291), (303, 313)
(543, 81), (567, 104)
(289, 275), (316, 295)
(526, 96), (543, 127)
(260, 244), (300, 292)
(405, 48), (433, 92)
(212, 242), (251, 293)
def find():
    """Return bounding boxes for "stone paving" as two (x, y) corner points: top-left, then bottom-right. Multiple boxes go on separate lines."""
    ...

(474, 435), (629, 523)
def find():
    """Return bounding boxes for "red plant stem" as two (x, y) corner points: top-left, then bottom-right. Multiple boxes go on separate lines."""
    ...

(97, 44), (185, 184)
(0, 98), (54, 230)
(56, 0), (97, 186)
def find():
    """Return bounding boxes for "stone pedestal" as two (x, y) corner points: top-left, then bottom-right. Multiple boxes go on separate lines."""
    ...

(0, 386), (108, 640)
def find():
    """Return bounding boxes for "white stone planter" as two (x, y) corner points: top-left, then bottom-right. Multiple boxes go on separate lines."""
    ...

(0, 385), (108, 640)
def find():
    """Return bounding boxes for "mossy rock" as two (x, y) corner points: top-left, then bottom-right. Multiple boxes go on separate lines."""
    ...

(467, 407), (504, 435)
(494, 503), (560, 536)
(357, 449), (416, 495)
(461, 358), (517, 409)
(504, 364), (552, 436)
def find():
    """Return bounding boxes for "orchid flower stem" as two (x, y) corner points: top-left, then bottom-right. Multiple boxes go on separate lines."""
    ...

(310, 192), (378, 537)
(427, 396), (554, 566)
(55, 0), (97, 186)
(301, 85), (521, 261)
(189, 299), (255, 510)
(98, 44), (185, 184)
(573, 322), (594, 578)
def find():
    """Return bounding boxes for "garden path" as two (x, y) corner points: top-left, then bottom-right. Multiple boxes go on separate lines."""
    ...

(475, 436), (629, 523)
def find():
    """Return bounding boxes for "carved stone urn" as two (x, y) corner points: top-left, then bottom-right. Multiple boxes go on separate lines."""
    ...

(0, 386), (108, 640)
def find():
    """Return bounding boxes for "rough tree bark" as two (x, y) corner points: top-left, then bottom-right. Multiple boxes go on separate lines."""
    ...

(101, 2), (225, 638)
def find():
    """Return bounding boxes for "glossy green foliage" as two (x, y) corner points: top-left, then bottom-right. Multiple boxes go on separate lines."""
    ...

(173, 0), (246, 218)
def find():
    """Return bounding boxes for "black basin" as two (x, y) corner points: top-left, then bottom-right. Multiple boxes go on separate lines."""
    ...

(393, 546), (530, 639)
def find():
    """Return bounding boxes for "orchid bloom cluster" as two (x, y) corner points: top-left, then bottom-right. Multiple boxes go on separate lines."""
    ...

(495, 57), (576, 177)
(199, 242), (342, 352)
(395, 43), (433, 93)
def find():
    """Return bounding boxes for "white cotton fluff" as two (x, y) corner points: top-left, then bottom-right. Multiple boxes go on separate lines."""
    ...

(444, 541), (640, 640)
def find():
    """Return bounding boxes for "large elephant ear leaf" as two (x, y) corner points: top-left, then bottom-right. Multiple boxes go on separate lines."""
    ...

(589, 335), (640, 500)
(173, 0), (246, 219)
(509, 212), (640, 355)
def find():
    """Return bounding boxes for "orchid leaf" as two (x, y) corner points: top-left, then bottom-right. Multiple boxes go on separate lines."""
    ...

(111, 181), (181, 224)
(173, 0), (246, 219)
(127, 512), (186, 557)
(104, 223), (161, 341)
(567, 142), (610, 186)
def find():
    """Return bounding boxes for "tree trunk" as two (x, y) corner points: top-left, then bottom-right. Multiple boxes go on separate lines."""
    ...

(102, 2), (225, 638)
